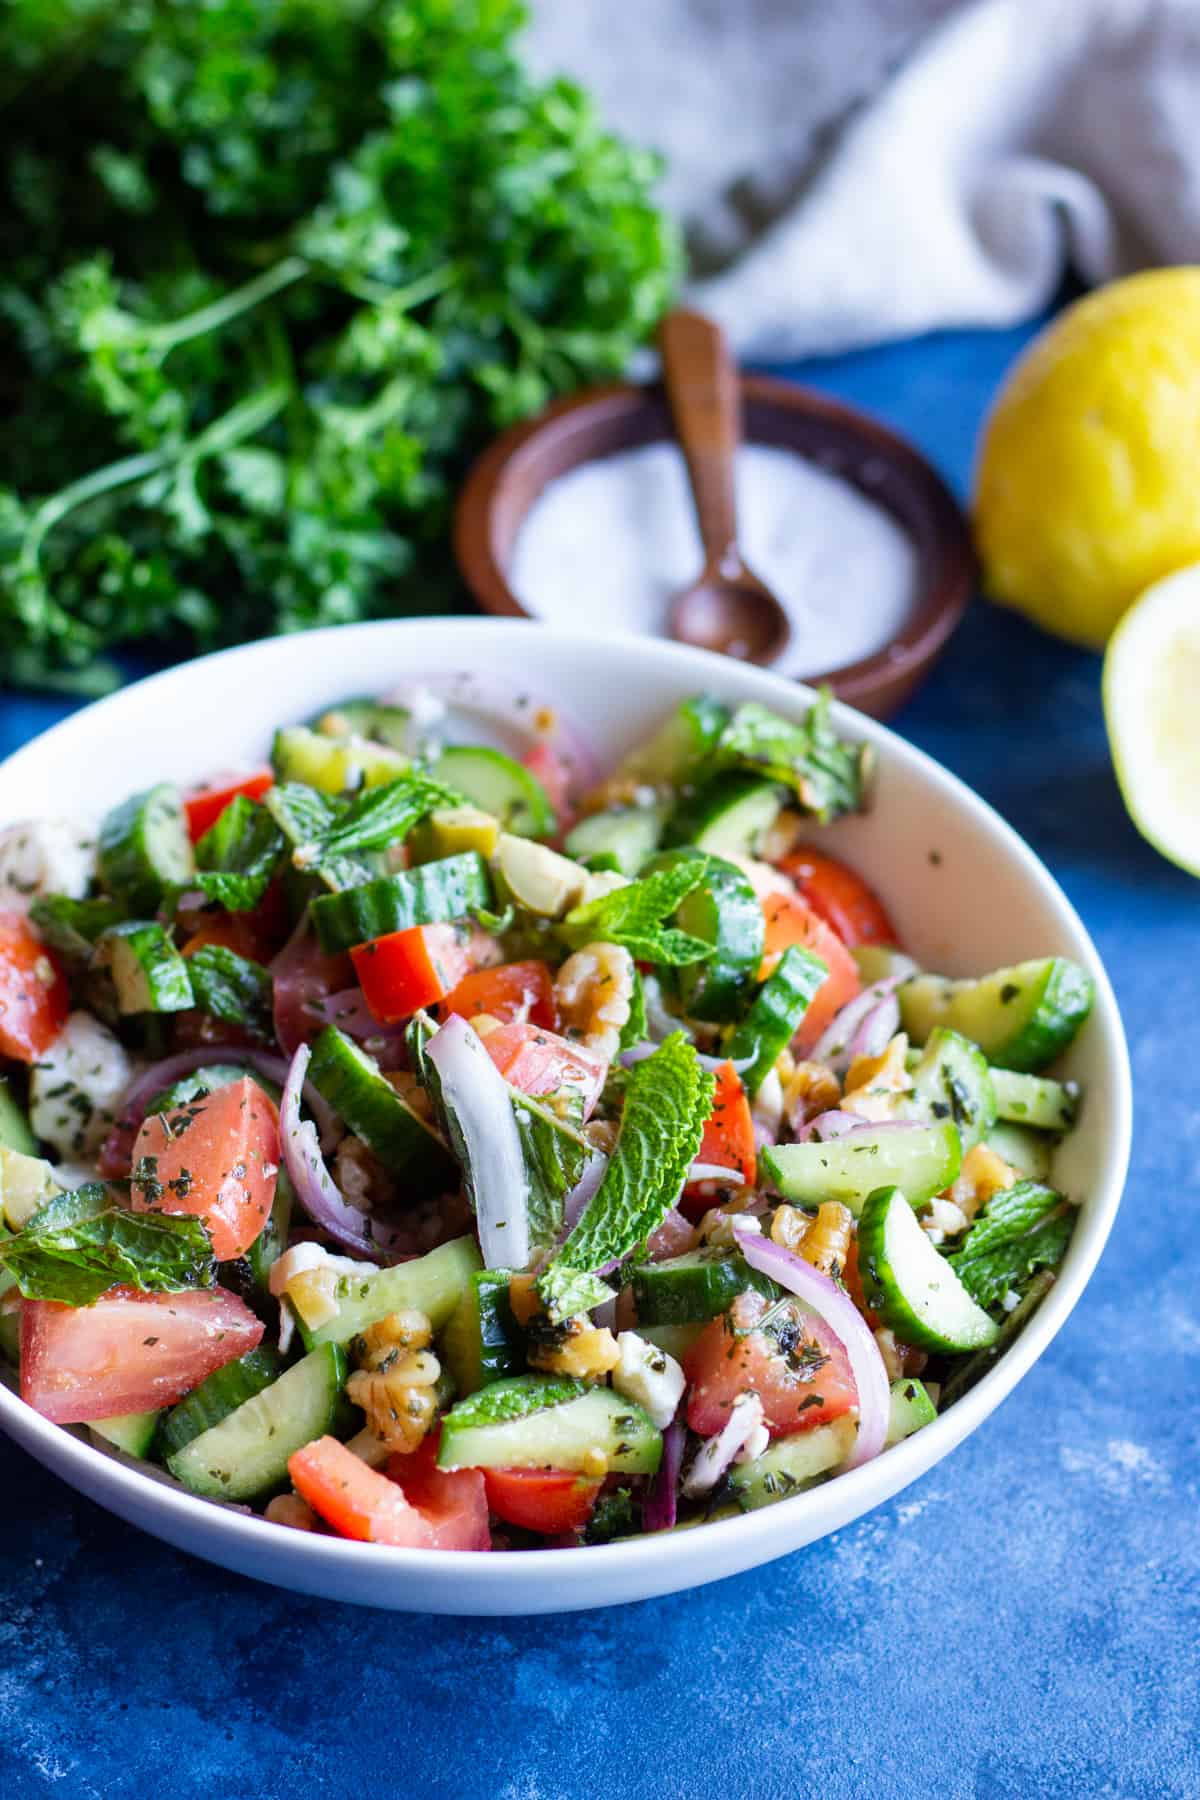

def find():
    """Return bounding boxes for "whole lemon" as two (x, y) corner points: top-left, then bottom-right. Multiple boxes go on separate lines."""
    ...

(974, 268), (1200, 649)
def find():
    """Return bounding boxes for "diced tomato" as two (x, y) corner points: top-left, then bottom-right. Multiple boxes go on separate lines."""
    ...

(757, 889), (861, 1057)
(288, 1435), (491, 1550)
(695, 1060), (756, 1184)
(180, 914), (265, 961)
(779, 848), (897, 949)
(481, 1021), (607, 1119)
(684, 1289), (857, 1440)
(441, 960), (557, 1031)
(130, 1074), (279, 1261)
(21, 1284), (264, 1424)
(482, 1466), (602, 1535)
(184, 770), (274, 843)
(523, 741), (574, 830)
(0, 910), (68, 1063)
(351, 924), (473, 1022)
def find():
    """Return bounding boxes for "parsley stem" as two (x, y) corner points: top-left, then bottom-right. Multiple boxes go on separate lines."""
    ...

(145, 254), (311, 354)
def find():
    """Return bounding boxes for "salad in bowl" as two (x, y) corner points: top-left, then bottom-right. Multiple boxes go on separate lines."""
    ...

(0, 679), (1094, 1554)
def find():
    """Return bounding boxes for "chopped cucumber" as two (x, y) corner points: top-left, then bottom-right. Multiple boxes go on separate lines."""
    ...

(166, 1344), (347, 1501)
(306, 1235), (482, 1347)
(245, 1167), (294, 1297)
(308, 1027), (454, 1183)
(410, 805), (500, 865)
(906, 1028), (996, 1153)
(763, 1120), (962, 1215)
(990, 1067), (1080, 1132)
(631, 1249), (775, 1326)
(852, 945), (918, 985)
(0, 1144), (61, 1229)
(638, 1321), (704, 1360)
(495, 834), (589, 919)
(310, 852), (493, 952)
(646, 847), (764, 1023)
(564, 804), (667, 876)
(885, 1377), (938, 1446)
(438, 1269), (524, 1398)
(90, 1410), (161, 1459)
(311, 699), (412, 753)
(29, 894), (127, 964)
(0, 1078), (37, 1157)
(432, 746), (555, 838)
(438, 1375), (661, 1475)
(899, 958), (1094, 1073)
(158, 1347), (286, 1458)
(98, 784), (193, 913)
(617, 695), (730, 785)
(985, 1121), (1055, 1182)
(272, 724), (407, 793)
(725, 944), (827, 1094)
(146, 1063), (255, 1116)
(858, 1185), (999, 1353)
(728, 1417), (856, 1510)
(94, 921), (194, 1015)
(665, 772), (785, 860)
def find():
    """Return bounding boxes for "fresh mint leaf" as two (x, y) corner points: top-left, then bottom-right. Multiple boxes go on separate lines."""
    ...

(561, 863), (714, 966)
(618, 966), (648, 1053)
(293, 772), (464, 870)
(29, 894), (127, 963)
(1, 1184), (216, 1306)
(946, 1181), (1073, 1311)
(443, 1374), (588, 1431)
(193, 796), (285, 911)
(539, 1034), (714, 1318)
(715, 693), (871, 822)
(511, 1092), (592, 1256)
(187, 945), (274, 1041)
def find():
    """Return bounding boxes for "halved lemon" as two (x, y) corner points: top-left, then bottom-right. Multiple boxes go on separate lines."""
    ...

(1103, 563), (1200, 875)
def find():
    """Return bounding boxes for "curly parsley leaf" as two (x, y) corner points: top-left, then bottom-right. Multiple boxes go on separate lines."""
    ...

(193, 797), (285, 911)
(715, 693), (871, 822)
(538, 1033), (714, 1319)
(946, 1181), (1073, 1311)
(561, 862), (714, 966)
(187, 945), (274, 1041)
(0, 1184), (216, 1306)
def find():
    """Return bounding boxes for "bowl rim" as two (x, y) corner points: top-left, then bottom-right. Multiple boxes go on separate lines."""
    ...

(0, 618), (1132, 1599)
(453, 374), (976, 709)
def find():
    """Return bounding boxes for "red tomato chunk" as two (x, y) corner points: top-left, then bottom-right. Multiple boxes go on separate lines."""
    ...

(0, 910), (68, 1063)
(130, 1075), (279, 1262)
(684, 1289), (857, 1439)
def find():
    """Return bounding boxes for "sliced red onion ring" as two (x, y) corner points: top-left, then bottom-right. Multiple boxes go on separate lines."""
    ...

(681, 1394), (765, 1498)
(426, 1013), (529, 1270)
(810, 978), (902, 1076)
(281, 1044), (375, 1255)
(643, 1415), (686, 1533)
(847, 993), (901, 1064)
(304, 988), (406, 1041)
(796, 1108), (864, 1144)
(621, 1041), (755, 1078)
(733, 1223), (890, 1471)
(564, 1150), (608, 1233)
(688, 1160), (745, 1185)
(379, 674), (600, 791)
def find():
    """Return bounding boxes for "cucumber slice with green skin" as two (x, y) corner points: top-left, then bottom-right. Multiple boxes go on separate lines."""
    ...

(763, 1120), (963, 1215)
(646, 847), (764, 1023)
(665, 773), (785, 860)
(858, 1185), (1000, 1353)
(990, 1068), (1080, 1132)
(98, 784), (194, 913)
(244, 1167), (294, 1296)
(94, 921), (194, 1015)
(158, 1347), (286, 1459)
(899, 958), (1094, 1073)
(985, 1122), (1055, 1182)
(432, 746), (554, 838)
(90, 1410), (161, 1458)
(29, 894), (128, 964)
(637, 1321), (704, 1360)
(631, 1249), (776, 1326)
(725, 944), (828, 1094)
(145, 1063), (256, 1117)
(310, 852), (493, 952)
(618, 695), (731, 785)
(305, 1235), (483, 1348)
(0, 1077), (37, 1157)
(166, 1344), (348, 1501)
(885, 1377), (938, 1446)
(307, 1027), (454, 1183)
(437, 1375), (662, 1475)
(906, 1028), (996, 1153)
(438, 1269), (524, 1398)
(0, 1144), (61, 1228)
(271, 725), (407, 794)
(727, 1417), (856, 1510)
(311, 699), (412, 754)
(564, 804), (668, 876)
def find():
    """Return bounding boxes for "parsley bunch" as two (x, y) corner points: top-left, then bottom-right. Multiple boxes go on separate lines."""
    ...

(0, 0), (681, 690)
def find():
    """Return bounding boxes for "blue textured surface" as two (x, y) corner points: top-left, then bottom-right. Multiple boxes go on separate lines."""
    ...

(2, 319), (1194, 1800)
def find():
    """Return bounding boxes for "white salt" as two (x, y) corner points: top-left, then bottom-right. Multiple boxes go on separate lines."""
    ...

(509, 440), (918, 677)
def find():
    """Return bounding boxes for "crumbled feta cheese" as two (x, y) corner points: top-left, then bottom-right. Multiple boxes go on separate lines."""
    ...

(751, 1067), (784, 1140)
(29, 1012), (133, 1159)
(734, 1421), (771, 1465)
(925, 1196), (969, 1237)
(1001, 1289), (1022, 1313)
(612, 1330), (685, 1430)
(267, 1241), (377, 1297)
(682, 1394), (765, 1498)
(0, 820), (96, 913)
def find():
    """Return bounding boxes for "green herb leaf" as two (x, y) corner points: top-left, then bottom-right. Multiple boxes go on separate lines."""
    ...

(510, 1092), (592, 1256)
(946, 1181), (1073, 1311)
(293, 772), (464, 871)
(715, 693), (871, 822)
(0, 1184), (216, 1306)
(561, 863), (714, 966)
(539, 1034), (714, 1318)
(442, 1373), (588, 1431)
(186, 945), (274, 1041)
(618, 966), (648, 1054)
(29, 894), (127, 962)
(193, 797), (285, 911)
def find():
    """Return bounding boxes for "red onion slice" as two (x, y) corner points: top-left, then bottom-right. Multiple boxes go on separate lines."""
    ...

(681, 1394), (765, 1498)
(643, 1415), (686, 1533)
(281, 1044), (375, 1255)
(688, 1160), (745, 1185)
(796, 1108), (864, 1144)
(847, 993), (901, 1064)
(564, 1150), (608, 1233)
(426, 1014), (528, 1270)
(270, 910), (353, 1061)
(304, 988), (406, 1041)
(733, 1223), (890, 1471)
(810, 978), (902, 1076)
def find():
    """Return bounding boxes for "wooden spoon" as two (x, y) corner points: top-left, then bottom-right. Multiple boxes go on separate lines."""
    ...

(658, 308), (791, 665)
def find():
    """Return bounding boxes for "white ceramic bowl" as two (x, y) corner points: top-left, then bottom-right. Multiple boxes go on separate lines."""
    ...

(0, 620), (1131, 1614)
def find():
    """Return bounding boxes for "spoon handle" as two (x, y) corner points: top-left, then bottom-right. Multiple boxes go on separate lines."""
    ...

(659, 308), (741, 571)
